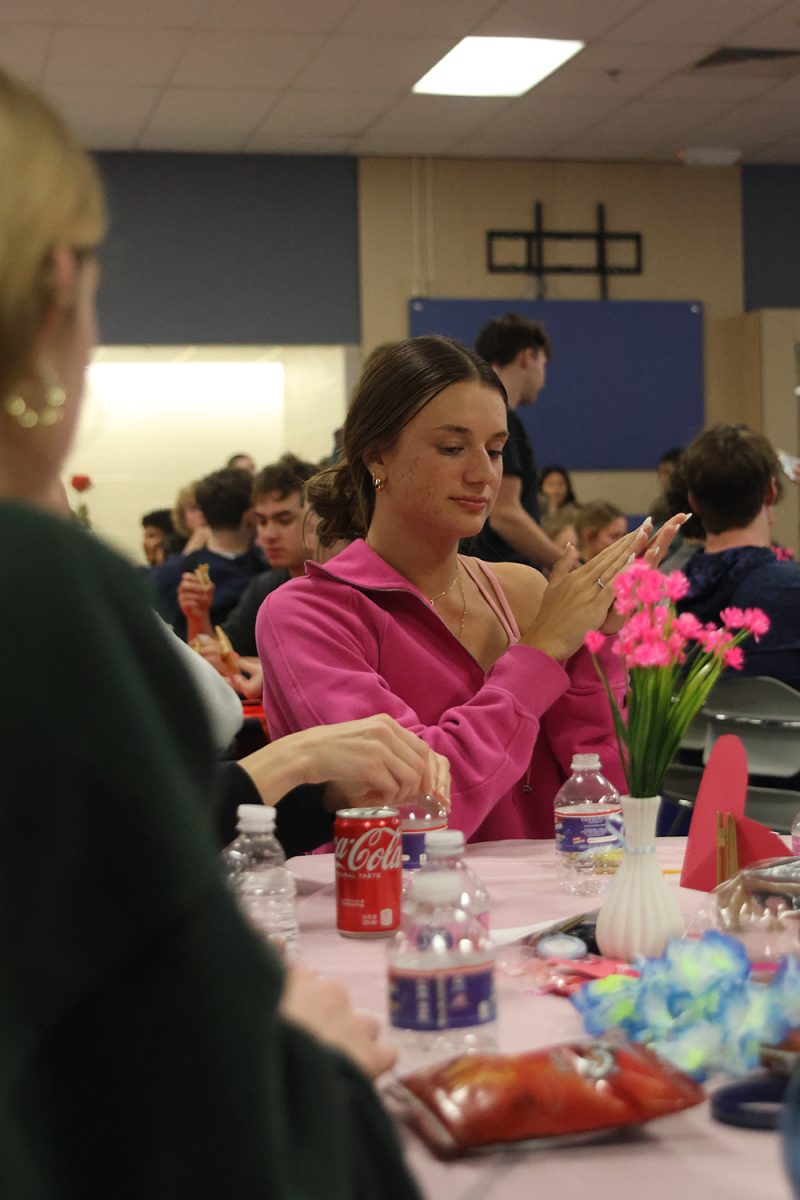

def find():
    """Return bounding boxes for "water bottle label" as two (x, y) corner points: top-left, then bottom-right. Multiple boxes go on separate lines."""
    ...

(401, 823), (447, 870)
(389, 963), (496, 1031)
(554, 807), (623, 854)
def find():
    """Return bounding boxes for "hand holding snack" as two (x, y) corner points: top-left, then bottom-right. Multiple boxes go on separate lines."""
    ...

(184, 563), (215, 643)
(178, 571), (214, 620)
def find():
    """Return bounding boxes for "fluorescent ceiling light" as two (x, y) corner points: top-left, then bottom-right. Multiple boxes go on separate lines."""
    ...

(413, 36), (584, 98)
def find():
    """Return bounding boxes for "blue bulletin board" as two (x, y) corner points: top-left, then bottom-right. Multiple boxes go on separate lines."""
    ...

(408, 298), (704, 470)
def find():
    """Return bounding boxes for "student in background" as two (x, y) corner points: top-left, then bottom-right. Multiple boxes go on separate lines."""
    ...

(575, 501), (628, 562)
(470, 313), (562, 570)
(141, 508), (176, 567)
(179, 454), (316, 658)
(676, 424), (800, 688)
(154, 466), (265, 640)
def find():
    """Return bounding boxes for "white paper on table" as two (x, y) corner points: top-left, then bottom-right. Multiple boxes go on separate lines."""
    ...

(491, 920), (554, 946)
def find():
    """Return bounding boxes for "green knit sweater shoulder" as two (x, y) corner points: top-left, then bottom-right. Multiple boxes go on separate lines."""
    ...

(0, 501), (420, 1200)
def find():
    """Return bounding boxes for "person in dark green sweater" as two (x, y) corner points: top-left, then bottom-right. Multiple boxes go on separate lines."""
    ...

(0, 68), (427, 1200)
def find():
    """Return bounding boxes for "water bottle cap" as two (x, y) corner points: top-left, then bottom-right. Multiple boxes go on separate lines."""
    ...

(570, 753), (601, 771)
(410, 870), (463, 903)
(236, 804), (277, 833)
(425, 829), (464, 855)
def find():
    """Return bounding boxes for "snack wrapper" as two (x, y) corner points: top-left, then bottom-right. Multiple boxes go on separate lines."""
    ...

(389, 1041), (704, 1158)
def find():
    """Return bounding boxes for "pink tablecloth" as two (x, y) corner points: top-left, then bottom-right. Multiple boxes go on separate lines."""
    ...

(288, 839), (792, 1200)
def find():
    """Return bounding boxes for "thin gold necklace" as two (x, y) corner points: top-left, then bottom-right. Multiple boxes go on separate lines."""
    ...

(429, 561), (467, 642)
(424, 570), (459, 606)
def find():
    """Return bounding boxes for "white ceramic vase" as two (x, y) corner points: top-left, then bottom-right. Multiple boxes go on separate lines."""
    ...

(595, 795), (684, 960)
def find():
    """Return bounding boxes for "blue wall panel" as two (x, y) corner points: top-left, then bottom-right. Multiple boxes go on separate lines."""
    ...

(409, 298), (704, 471)
(95, 152), (360, 345)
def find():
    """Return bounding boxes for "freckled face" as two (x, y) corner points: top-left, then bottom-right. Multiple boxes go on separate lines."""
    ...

(370, 380), (508, 541)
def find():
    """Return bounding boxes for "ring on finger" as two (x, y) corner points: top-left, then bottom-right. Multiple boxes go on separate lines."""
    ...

(596, 577), (606, 590)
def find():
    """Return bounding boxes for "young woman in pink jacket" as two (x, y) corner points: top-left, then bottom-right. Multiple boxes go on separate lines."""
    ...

(256, 337), (683, 842)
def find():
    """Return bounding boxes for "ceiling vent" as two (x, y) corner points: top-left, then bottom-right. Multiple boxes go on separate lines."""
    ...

(692, 46), (800, 80)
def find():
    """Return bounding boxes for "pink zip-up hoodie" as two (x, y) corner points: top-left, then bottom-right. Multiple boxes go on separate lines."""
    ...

(256, 540), (626, 842)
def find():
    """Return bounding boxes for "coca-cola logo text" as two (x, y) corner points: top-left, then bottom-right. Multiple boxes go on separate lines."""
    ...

(336, 827), (402, 873)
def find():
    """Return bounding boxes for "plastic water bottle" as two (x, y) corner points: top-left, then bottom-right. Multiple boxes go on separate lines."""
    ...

(792, 808), (800, 855)
(222, 804), (299, 955)
(397, 793), (448, 905)
(554, 753), (623, 896)
(388, 870), (497, 1071)
(397, 794), (448, 872)
(414, 828), (490, 930)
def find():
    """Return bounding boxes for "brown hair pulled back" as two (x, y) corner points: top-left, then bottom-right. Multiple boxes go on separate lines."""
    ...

(310, 335), (506, 547)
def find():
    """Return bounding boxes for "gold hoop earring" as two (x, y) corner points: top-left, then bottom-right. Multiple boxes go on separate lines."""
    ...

(5, 374), (66, 429)
(372, 474), (385, 491)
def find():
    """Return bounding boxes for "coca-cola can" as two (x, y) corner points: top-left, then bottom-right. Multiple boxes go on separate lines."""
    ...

(334, 807), (402, 938)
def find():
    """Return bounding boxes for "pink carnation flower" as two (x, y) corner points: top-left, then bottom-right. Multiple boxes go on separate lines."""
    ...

(673, 612), (704, 641)
(720, 607), (746, 630)
(741, 608), (770, 639)
(629, 641), (673, 668)
(584, 631), (606, 655)
(634, 570), (666, 607)
(698, 627), (732, 656)
(662, 571), (690, 602)
(723, 646), (744, 670)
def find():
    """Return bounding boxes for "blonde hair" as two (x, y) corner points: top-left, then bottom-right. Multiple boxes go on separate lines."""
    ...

(0, 71), (106, 403)
(172, 481), (200, 538)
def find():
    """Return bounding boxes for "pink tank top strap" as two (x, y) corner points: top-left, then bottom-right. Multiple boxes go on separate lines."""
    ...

(459, 556), (521, 645)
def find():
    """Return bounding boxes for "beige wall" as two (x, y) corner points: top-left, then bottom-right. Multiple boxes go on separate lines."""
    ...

(358, 157), (745, 517)
(65, 345), (352, 562)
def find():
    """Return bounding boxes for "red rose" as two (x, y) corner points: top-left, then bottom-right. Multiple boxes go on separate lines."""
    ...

(70, 474), (92, 493)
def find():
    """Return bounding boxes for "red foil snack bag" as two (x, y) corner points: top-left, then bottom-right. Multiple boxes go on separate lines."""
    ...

(391, 1041), (704, 1158)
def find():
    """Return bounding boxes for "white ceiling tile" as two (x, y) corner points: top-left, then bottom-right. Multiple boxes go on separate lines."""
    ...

(450, 131), (558, 158)
(57, 0), (206, 27)
(46, 26), (188, 85)
(730, 0), (800, 49)
(41, 82), (160, 148)
(0, 24), (51, 80)
(339, 0), (495, 39)
(475, 0), (643, 40)
(482, 93), (629, 144)
(242, 134), (355, 155)
(292, 35), (454, 91)
(351, 132), (465, 156)
(172, 30), (322, 88)
(560, 42), (716, 73)
(605, 0), (780, 45)
(193, 0), (353, 34)
(362, 94), (512, 141)
(140, 87), (278, 151)
(645, 74), (781, 101)
(554, 132), (679, 161)
(745, 129), (800, 161)
(689, 100), (800, 147)
(0, 1), (56, 21)
(248, 90), (399, 139)
(591, 97), (743, 141)
(529, 64), (672, 102)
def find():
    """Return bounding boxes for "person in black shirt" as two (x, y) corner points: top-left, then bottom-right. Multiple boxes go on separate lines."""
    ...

(471, 313), (562, 570)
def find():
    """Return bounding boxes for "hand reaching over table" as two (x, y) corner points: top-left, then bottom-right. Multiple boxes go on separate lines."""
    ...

(238, 714), (451, 813)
